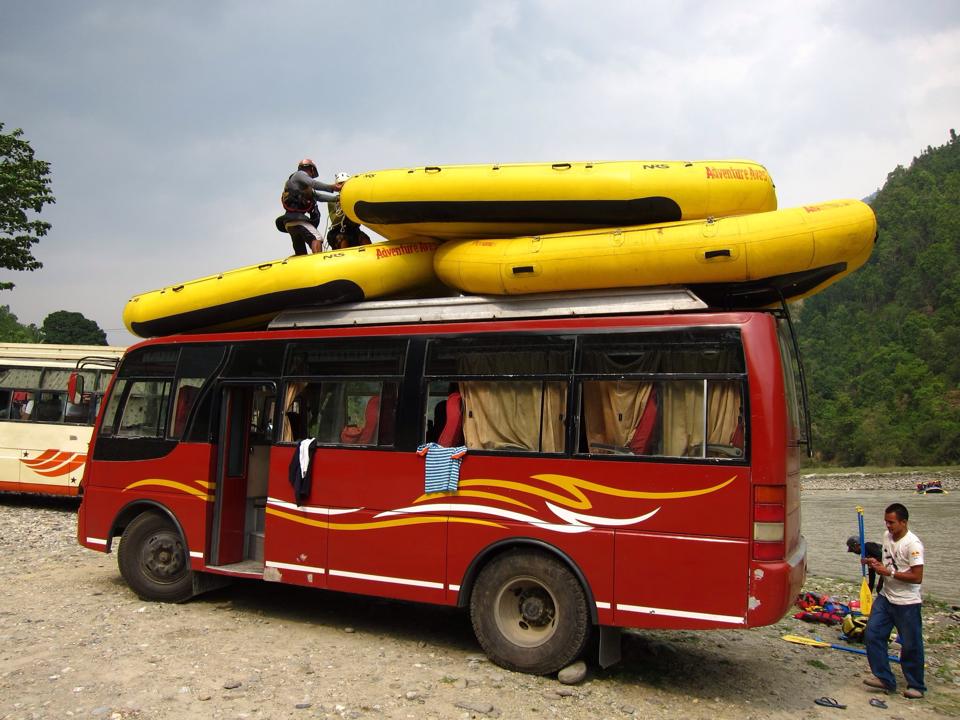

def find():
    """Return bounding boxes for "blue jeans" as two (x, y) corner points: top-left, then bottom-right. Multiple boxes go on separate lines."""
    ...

(865, 593), (925, 692)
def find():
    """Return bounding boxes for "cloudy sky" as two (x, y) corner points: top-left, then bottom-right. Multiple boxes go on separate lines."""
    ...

(1, 1), (958, 345)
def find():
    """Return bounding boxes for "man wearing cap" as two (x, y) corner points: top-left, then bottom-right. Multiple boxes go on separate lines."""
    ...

(277, 158), (342, 255)
(862, 503), (926, 699)
(846, 535), (884, 593)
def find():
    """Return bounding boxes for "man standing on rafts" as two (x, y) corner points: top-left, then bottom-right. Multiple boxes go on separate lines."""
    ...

(277, 158), (343, 256)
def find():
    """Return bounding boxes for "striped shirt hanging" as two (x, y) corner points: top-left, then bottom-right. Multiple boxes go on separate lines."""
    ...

(417, 443), (468, 493)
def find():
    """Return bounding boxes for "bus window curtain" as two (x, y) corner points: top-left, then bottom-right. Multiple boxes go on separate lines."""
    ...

(583, 381), (654, 451)
(457, 351), (568, 452)
(708, 381), (742, 449)
(460, 381), (567, 452)
(580, 349), (659, 452)
(281, 381), (309, 442)
(661, 349), (742, 457)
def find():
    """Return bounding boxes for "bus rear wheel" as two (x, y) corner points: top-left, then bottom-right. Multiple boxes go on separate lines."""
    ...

(470, 550), (589, 675)
(118, 511), (194, 602)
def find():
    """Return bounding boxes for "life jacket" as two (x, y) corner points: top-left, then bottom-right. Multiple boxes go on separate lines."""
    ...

(793, 591), (849, 625)
(793, 609), (845, 625)
(281, 172), (316, 213)
(841, 613), (868, 641)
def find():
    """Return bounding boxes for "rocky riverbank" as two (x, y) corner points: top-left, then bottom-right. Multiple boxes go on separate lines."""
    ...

(802, 469), (959, 492)
(0, 494), (957, 720)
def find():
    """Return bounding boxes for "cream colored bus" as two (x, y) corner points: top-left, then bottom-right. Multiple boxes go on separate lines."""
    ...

(0, 343), (125, 496)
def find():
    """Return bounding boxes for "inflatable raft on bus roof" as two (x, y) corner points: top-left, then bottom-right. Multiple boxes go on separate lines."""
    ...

(340, 159), (778, 242)
(121, 159), (877, 338)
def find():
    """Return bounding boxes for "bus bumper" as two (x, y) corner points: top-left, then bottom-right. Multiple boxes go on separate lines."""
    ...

(76, 493), (108, 553)
(745, 535), (806, 626)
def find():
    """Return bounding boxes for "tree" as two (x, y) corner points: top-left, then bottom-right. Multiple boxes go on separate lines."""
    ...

(40, 310), (107, 345)
(798, 131), (960, 467)
(0, 304), (40, 342)
(0, 123), (55, 290)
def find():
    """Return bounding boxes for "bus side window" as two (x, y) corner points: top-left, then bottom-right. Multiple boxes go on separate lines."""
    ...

(706, 381), (744, 458)
(425, 337), (573, 454)
(99, 379), (127, 436)
(576, 331), (746, 460)
(281, 338), (406, 447)
(458, 380), (567, 452)
(115, 380), (173, 439)
(14, 391), (36, 421)
(581, 380), (657, 455)
(660, 380), (744, 460)
(0, 367), (41, 421)
(169, 380), (203, 439)
(281, 380), (397, 447)
(34, 392), (65, 422)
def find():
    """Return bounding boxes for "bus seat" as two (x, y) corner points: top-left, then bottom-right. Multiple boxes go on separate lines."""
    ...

(357, 395), (380, 444)
(378, 388), (396, 445)
(730, 411), (744, 450)
(35, 396), (64, 422)
(340, 395), (380, 445)
(628, 391), (658, 455)
(438, 390), (463, 447)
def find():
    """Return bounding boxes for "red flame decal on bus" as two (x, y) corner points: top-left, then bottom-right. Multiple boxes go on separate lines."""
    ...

(20, 451), (87, 478)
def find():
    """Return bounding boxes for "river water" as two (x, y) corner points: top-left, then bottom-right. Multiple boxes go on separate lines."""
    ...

(801, 489), (959, 605)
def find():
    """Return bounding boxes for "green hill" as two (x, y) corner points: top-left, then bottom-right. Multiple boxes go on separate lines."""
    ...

(797, 130), (960, 466)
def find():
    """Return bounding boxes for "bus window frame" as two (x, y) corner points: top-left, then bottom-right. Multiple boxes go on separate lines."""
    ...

(422, 333), (576, 457)
(278, 375), (403, 448)
(276, 337), (410, 449)
(0, 366), (111, 427)
(420, 329), (749, 463)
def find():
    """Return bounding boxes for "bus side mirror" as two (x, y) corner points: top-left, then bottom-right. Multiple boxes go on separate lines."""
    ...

(68, 372), (85, 405)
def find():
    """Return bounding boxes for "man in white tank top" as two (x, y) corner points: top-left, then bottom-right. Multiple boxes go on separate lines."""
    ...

(861, 502), (926, 699)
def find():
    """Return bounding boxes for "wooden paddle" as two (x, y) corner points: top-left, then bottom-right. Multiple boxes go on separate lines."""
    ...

(856, 505), (873, 615)
(781, 635), (900, 662)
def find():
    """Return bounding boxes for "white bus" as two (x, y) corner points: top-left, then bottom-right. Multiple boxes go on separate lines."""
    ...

(0, 343), (125, 496)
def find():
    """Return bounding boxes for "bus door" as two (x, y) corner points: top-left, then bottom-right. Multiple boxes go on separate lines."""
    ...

(211, 382), (275, 567)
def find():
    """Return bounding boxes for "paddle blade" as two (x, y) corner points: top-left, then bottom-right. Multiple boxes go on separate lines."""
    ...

(860, 577), (873, 615)
(781, 634), (830, 648)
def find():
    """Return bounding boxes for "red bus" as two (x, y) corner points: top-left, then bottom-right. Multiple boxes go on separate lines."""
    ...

(77, 289), (806, 674)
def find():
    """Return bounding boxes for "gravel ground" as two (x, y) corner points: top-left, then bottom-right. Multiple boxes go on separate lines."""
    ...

(1, 490), (958, 720)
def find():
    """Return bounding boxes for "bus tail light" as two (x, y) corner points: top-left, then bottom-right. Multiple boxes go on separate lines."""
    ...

(753, 485), (785, 560)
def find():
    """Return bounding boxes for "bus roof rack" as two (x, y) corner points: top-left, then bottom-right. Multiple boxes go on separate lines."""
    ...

(268, 287), (708, 329)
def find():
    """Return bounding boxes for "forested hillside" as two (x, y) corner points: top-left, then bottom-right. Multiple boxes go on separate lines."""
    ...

(797, 131), (960, 466)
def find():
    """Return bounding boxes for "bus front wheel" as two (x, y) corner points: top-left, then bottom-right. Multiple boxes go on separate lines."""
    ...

(470, 550), (589, 675)
(118, 511), (194, 602)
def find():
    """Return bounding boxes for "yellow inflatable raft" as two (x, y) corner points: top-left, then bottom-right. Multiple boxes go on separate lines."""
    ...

(341, 159), (776, 242)
(433, 200), (876, 306)
(123, 239), (439, 337)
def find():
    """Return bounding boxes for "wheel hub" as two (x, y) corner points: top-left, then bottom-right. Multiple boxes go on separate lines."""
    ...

(519, 593), (551, 626)
(144, 535), (185, 580)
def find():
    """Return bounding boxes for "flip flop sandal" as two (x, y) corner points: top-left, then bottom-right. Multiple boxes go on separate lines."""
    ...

(869, 698), (888, 709)
(815, 697), (847, 709)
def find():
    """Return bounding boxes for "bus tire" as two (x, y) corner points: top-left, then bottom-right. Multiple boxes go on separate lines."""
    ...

(470, 550), (589, 675)
(118, 511), (194, 603)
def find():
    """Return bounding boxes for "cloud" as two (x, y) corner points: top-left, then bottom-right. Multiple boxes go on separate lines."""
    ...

(1, 1), (957, 342)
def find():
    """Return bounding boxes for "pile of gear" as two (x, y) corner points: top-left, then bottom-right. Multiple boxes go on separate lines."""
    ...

(793, 591), (869, 641)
